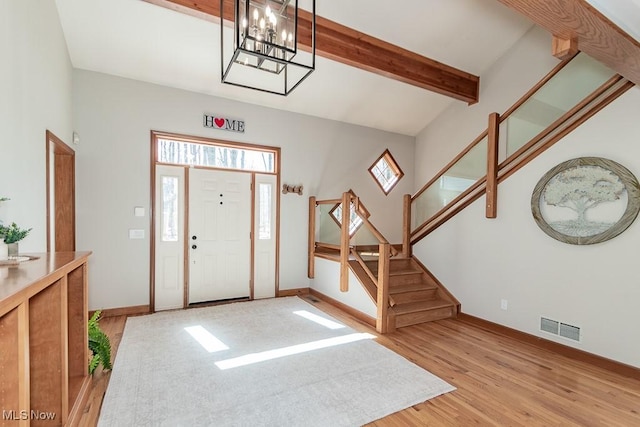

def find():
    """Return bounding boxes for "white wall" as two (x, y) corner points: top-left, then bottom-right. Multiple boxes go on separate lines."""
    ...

(313, 258), (377, 318)
(413, 26), (640, 367)
(0, 0), (73, 250)
(72, 71), (414, 310)
(414, 27), (557, 188)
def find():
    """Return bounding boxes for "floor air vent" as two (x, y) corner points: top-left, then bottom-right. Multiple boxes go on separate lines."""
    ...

(540, 317), (580, 342)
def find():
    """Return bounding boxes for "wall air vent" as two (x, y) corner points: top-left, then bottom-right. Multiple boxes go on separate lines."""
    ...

(540, 316), (581, 342)
(559, 323), (581, 342)
(540, 317), (559, 334)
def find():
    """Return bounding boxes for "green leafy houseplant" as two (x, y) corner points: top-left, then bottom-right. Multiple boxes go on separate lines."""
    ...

(1, 222), (32, 244)
(88, 310), (112, 375)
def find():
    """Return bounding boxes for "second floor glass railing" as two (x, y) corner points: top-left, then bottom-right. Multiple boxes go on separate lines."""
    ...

(408, 52), (633, 244)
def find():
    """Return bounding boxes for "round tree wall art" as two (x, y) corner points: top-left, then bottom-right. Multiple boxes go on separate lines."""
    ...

(531, 157), (640, 245)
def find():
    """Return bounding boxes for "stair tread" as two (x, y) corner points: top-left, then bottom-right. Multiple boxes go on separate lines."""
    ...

(366, 258), (412, 265)
(389, 283), (437, 294)
(393, 299), (453, 315)
(371, 268), (422, 277)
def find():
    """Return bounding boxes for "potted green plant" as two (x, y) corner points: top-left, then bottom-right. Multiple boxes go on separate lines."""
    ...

(1, 222), (32, 258)
(88, 310), (112, 374)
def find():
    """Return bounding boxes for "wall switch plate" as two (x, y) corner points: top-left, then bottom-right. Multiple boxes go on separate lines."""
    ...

(134, 207), (145, 217)
(500, 299), (508, 310)
(129, 229), (145, 239)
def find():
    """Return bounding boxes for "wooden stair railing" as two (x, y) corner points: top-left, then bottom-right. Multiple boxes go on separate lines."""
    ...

(406, 52), (635, 248)
(306, 54), (632, 334)
(309, 191), (393, 332)
(310, 191), (459, 333)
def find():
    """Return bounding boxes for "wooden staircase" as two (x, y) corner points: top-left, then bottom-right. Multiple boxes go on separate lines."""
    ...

(348, 256), (459, 331)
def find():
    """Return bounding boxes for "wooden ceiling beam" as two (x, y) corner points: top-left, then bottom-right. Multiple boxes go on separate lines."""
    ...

(144, 0), (480, 103)
(496, 0), (640, 86)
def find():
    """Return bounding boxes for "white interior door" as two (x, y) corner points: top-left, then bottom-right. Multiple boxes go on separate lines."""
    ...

(154, 165), (185, 311)
(188, 168), (251, 303)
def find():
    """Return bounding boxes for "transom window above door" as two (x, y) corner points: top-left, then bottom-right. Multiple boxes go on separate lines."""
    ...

(158, 138), (276, 173)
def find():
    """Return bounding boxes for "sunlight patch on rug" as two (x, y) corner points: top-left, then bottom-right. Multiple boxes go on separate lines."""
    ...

(215, 332), (375, 370)
(184, 325), (229, 353)
(293, 309), (346, 329)
(99, 297), (455, 427)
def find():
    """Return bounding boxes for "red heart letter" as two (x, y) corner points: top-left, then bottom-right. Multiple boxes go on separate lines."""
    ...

(214, 118), (225, 128)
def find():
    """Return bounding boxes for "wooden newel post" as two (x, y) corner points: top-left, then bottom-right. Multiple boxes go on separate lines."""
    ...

(376, 242), (390, 333)
(339, 192), (350, 292)
(486, 112), (500, 219)
(402, 194), (411, 258)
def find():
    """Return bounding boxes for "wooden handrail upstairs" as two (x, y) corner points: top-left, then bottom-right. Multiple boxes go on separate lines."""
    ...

(407, 52), (635, 246)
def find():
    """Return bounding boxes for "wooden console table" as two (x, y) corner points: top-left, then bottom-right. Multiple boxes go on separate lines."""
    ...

(0, 252), (92, 427)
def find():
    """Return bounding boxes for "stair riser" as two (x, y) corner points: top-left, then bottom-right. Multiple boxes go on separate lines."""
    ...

(390, 290), (438, 305)
(395, 307), (455, 328)
(366, 259), (413, 273)
(390, 262), (415, 273)
(389, 273), (424, 287)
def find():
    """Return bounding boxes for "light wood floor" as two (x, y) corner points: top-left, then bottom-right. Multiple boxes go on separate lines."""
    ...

(81, 296), (640, 426)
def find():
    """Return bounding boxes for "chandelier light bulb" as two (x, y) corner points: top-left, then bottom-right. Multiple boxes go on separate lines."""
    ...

(281, 30), (287, 43)
(288, 32), (293, 43)
(265, 5), (271, 17)
(253, 8), (259, 21)
(259, 17), (265, 30)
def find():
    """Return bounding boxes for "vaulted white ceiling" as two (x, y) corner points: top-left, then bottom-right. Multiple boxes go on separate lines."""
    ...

(585, 0), (640, 43)
(54, 0), (538, 136)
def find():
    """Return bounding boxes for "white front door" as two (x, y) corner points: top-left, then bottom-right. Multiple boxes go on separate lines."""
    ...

(188, 168), (251, 303)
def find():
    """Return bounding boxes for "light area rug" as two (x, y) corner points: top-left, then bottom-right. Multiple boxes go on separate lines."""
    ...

(98, 296), (455, 427)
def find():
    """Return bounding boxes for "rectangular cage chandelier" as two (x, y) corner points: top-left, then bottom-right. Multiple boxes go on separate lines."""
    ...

(220, 0), (316, 96)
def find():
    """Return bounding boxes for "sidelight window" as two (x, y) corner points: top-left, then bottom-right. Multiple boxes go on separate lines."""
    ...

(161, 176), (179, 242)
(258, 183), (272, 240)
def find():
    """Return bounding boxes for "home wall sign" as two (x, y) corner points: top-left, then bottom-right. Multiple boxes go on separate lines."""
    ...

(531, 157), (640, 245)
(203, 114), (245, 133)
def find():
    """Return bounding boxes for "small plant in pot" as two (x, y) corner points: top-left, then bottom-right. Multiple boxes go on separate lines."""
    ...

(0, 223), (32, 258)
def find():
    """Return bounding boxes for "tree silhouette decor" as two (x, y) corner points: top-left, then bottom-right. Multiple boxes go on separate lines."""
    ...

(532, 157), (640, 245)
